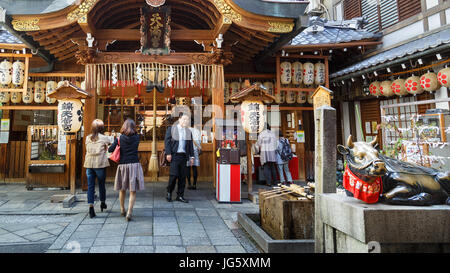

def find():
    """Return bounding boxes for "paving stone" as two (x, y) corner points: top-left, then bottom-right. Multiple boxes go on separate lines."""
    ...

(122, 245), (154, 253)
(70, 230), (100, 239)
(182, 236), (211, 246)
(196, 208), (219, 217)
(153, 235), (182, 246)
(14, 228), (43, 237)
(209, 236), (240, 246)
(93, 236), (124, 246)
(154, 245), (186, 253)
(215, 245), (246, 253)
(89, 245), (122, 253)
(64, 238), (95, 249)
(60, 247), (90, 253)
(186, 246), (217, 253)
(23, 232), (54, 242)
(0, 233), (28, 243)
(123, 236), (153, 246)
(36, 223), (62, 231)
(153, 210), (175, 217)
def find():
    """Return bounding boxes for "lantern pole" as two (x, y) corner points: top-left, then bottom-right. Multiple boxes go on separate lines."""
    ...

(148, 87), (159, 180)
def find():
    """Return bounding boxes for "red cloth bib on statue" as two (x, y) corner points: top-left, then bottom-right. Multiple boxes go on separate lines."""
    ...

(343, 166), (382, 204)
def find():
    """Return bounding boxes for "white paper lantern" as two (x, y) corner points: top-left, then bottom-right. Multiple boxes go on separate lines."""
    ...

(380, 81), (394, 97)
(57, 99), (83, 134)
(314, 62), (326, 85)
(240, 100), (265, 134)
(391, 79), (408, 96)
(279, 90), (286, 103)
(57, 80), (65, 88)
(23, 81), (33, 104)
(286, 90), (296, 104)
(420, 72), (439, 92)
(297, 91), (307, 104)
(438, 67), (450, 87)
(81, 80), (86, 90)
(369, 81), (382, 96)
(405, 76), (423, 95)
(46, 81), (57, 104)
(280, 62), (292, 84)
(291, 62), (303, 85)
(224, 82), (230, 103)
(0, 91), (10, 103)
(34, 81), (46, 103)
(10, 92), (22, 103)
(12, 60), (25, 87)
(306, 92), (313, 104)
(0, 60), (12, 86)
(303, 62), (314, 85)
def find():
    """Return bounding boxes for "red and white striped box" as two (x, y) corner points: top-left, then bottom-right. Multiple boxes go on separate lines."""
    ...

(216, 163), (241, 203)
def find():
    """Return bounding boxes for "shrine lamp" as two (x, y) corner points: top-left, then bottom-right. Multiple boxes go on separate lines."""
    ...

(47, 80), (91, 135)
(229, 83), (276, 134)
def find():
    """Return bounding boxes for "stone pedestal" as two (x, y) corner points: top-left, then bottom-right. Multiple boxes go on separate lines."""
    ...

(320, 193), (450, 253)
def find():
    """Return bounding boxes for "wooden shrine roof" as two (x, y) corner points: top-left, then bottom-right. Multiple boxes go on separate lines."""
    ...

(3, 0), (308, 64)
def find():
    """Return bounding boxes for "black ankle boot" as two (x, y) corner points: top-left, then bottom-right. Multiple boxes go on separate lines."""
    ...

(100, 202), (107, 212)
(89, 206), (96, 218)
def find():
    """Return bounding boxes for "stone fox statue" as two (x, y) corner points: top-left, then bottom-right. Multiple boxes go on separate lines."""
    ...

(337, 135), (450, 206)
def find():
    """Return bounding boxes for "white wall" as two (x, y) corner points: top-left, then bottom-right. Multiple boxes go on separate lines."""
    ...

(435, 87), (450, 110)
(382, 20), (424, 48)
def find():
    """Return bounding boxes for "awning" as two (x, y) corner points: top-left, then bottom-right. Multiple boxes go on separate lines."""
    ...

(331, 27), (450, 81)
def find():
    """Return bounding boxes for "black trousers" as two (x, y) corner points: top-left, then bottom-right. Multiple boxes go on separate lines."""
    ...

(187, 166), (198, 186)
(167, 153), (188, 197)
(263, 162), (277, 186)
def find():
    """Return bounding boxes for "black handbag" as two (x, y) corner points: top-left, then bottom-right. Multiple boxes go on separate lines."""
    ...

(159, 150), (170, 167)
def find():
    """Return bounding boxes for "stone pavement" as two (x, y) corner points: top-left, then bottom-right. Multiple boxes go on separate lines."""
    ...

(0, 182), (261, 253)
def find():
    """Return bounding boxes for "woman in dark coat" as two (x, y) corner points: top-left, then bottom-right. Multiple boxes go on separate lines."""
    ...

(108, 119), (144, 221)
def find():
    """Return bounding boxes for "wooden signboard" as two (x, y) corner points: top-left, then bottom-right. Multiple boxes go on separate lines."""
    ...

(311, 86), (333, 110)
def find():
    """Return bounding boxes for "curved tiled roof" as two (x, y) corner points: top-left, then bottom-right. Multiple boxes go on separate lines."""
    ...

(331, 27), (450, 78)
(290, 26), (381, 46)
(0, 29), (22, 44)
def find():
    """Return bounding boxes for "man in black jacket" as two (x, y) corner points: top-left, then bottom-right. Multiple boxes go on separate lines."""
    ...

(164, 114), (194, 203)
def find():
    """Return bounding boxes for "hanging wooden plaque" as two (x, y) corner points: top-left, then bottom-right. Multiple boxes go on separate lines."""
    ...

(140, 5), (171, 55)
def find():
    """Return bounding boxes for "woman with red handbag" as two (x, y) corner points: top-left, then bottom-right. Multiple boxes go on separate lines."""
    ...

(84, 119), (112, 218)
(108, 119), (144, 221)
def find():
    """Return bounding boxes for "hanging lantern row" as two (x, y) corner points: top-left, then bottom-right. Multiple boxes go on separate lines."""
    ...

(280, 61), (326, 86)
(224, 80), (312, 105)
(0, 79), (85, 104)
(0, 59), (25, 87)
(368, 67), (450, 97)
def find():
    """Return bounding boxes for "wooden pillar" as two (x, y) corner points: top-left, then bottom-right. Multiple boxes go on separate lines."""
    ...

(211, 65), (224, 187)
(246, 132), (252, 194)
(297, 110), (306, 181)
(81, 85), (97, 191)
(69, 134), (77, 195)
(0, 110), (9, 181)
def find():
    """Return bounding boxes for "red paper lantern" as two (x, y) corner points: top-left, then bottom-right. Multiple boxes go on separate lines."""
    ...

(391, 79), (408, 96)
(420, 72), (440, 92)
(369, 81), (381, 96)
(437, 67), (450, 88)
(405, 76), (423, 95)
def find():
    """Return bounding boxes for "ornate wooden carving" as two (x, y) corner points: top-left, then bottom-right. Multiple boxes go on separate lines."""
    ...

(94, 52), (232, 65)
(11, 18), (40, 31)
